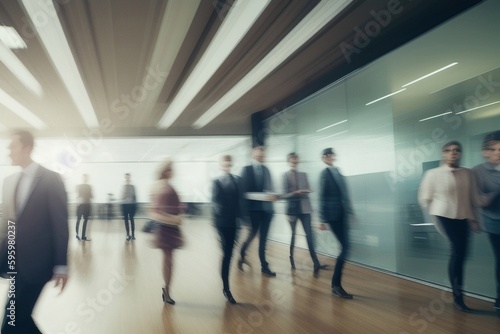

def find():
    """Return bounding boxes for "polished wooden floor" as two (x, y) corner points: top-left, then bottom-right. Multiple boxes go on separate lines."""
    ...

(1, 217), (499, 334)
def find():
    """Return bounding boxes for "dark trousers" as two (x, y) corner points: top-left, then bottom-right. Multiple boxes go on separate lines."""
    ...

(489, 232), (500, 300)
(289, 214), (320, 266)
(438, 216), (469, 299)
(2, 276), (45, 334)
(122, 204), (136, 236)
(216, 225), (238, 291)
(76, 203), (91, 238)
(326, 218), (349, 287)
(240, 211), (273, 269)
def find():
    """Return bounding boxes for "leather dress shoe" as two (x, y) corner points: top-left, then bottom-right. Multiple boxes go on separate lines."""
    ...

(223, 289), (237, 304)
(126, 235), (131, 241)
(261, 268), (276, 277)
(454, 299), (472, 312)
(237, 258), (250, 272)
(332, 286), (353, 299)
(76, 234), (81, 240)
(82, 237), (91, 241)
(314, 264), (327, 274)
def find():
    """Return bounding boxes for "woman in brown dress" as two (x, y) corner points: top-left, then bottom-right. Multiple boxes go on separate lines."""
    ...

(150, 159), (184, 305)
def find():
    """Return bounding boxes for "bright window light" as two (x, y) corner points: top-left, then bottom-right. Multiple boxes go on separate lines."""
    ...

(455, 100), (500, 115)
(316, 119), (347, 132)
(0, 88), (47, 129)
(0, 26), (27, 49)
(418, 111), (452, 122)
(157, 0), (271, 128)
(402, 62), (458, 88)
(21, 0), (99, 128)
(192, 0), (353, 129)
(365, 88), (406, 106)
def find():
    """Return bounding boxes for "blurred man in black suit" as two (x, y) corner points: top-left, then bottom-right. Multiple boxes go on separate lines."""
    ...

(238, 146), (278, 277)
(212, 155), (242, 303)
(1, 130), (69, 333)
(319, 147), (354, 299)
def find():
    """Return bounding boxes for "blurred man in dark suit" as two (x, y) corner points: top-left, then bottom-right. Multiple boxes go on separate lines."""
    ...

(238, 146), (278, 277)
(212, 155), (242, 303)
(1, 130), (69, 333)
(319, 147), (354, 299)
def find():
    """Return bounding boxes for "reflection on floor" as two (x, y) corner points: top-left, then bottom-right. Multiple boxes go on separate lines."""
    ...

(0, 217), (499, 333)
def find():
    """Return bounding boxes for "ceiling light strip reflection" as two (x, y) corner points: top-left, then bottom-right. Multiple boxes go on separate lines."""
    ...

(365, 88), (406, 106)
(0, 40), (43, 96)
(316, 119), (347, 132)
(418, 111), (452, 122)
(21, 0), (99, 128)
(402, 62), (458, 88)
(192, 0), (353, 129)
(314, 130), (348, 141)
(455, 100), (500, 115)
(157, 0), (271, 128)
(0, 88), (47, 129)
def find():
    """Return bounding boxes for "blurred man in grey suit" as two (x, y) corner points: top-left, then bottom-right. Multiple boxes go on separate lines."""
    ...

(0, 130), (69, 333)
(319, 147), (354, 299)
(282, 152), (326, 274)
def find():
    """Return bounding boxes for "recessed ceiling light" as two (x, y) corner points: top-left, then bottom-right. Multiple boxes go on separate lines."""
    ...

(192, 0), (353, 129)
(21, 0), (99, 128)
(0, 26), (27, 49)
(157, 0), (271, 129)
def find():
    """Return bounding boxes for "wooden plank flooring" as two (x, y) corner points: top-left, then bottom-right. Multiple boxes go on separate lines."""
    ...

(1, 217), (499, 334)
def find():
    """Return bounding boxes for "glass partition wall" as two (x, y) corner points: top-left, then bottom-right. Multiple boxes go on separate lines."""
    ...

(264, 0), (500, 298)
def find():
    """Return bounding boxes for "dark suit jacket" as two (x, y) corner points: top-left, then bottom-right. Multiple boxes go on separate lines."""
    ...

(319, 166), (353, 222)
(1, 165), (69, 284)
(241, 164), (274, 213)
(212, 174), (243, 227)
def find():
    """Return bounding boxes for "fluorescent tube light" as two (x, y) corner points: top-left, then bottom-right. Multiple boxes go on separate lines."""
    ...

(21, 0), (99, 128)
(365, 88), (406, 106)
(316, 119), (347, 132)
(0, 88), (47, 129)
(134, 0), (200, 119)
(0, 26), (27, 49)
(402, 62), (458, 88)
(0, 40), (43, 96)
(192, 0), (353, 129)
(418, 111), (452, 122)
(157, 0), (270, 128)
(455, 100), (500, 115)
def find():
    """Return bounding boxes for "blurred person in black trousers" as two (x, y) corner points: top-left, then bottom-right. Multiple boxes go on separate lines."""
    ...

(283, 152), (326, 274)
(319, 148), (355, 299)
(212, 155), (242, 304)
(76, 174), (92, 241)
(121, 173), (137, 241)
(238, 146), (279, 277)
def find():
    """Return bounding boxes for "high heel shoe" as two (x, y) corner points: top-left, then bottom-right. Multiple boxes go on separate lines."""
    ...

(223, 289), (237, 304)
(289, 256), (296, 270)
(162, 287), (175, 305)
